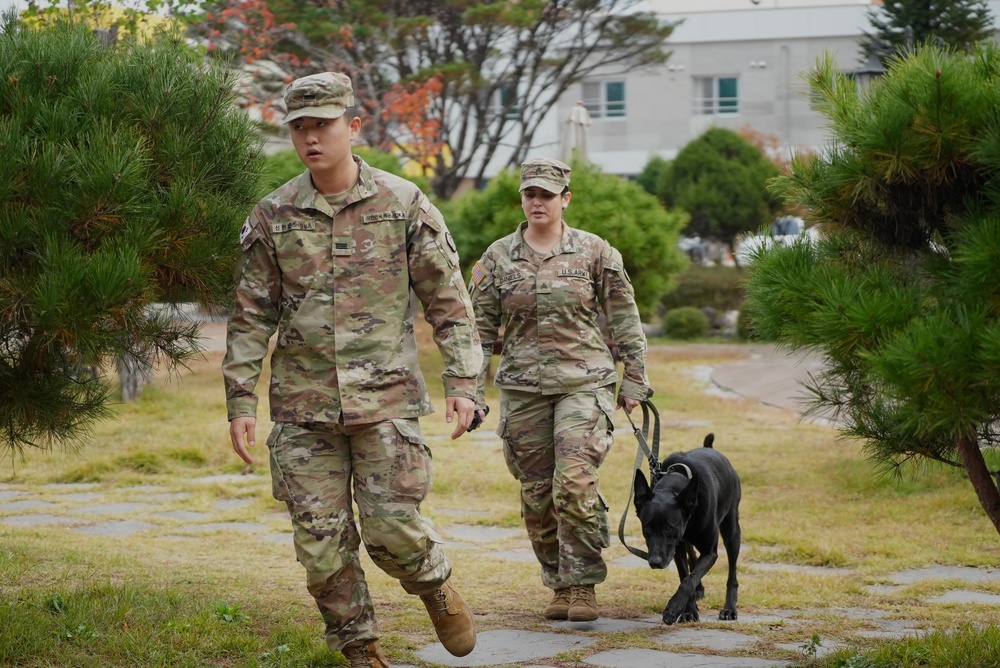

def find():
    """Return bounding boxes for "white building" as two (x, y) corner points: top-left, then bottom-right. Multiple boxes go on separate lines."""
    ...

(517, 0), (999, 178)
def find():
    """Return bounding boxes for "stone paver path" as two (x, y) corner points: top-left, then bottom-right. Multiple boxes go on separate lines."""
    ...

(4, 474), (999, 667)
(4, 341), (1000, 666)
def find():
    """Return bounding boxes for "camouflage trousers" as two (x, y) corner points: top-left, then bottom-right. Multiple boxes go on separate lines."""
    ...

(496, 385), (614, 590)
(266, 419), (450, 651)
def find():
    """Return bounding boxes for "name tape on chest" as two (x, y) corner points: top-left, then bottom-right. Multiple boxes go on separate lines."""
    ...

(558, 268), (590, 278)
(362, 211), (406, 223)
(497, 271), (524, 286)
(271, 221), (316, 233)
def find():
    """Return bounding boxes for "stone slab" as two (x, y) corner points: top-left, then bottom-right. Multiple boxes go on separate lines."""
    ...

(213, 498), (253, 510)
(0, 500), (53, 511)
(0, 491), (25, 501)
(152, 511), (211, 521)
(415, 629), (595, 667)
(38, 483), (98, 490)
(887, 566), (1000, 585)
(73, 520), (158, 537)
(1, 514), (78, 526)
(929, 589), (1000, 605)
(584, 648), (791, 667)
(776, 639), (847, 659)
(551, 617), (662, 633)
(73, 502), (154, 515)
(655, 627), (758, 651)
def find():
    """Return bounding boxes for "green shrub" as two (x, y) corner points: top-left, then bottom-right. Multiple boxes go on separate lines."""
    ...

(663, 307), (710, 340)
(661, 265), (746, 312)
(444, 162), (689, 319)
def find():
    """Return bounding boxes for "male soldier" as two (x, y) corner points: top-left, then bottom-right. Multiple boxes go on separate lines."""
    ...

(223, 72), (480, 668)
(469, 158), (651, 622)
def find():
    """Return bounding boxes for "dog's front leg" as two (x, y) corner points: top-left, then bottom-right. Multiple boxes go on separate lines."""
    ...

(663, 548), (717, 624)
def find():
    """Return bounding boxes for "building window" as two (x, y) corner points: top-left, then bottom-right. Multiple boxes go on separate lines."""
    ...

(582, 80), (626, 119)
(494, 84), (521, 120)
(693, 76), (739, 115)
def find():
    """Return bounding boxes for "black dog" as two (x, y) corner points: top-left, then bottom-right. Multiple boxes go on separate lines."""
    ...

(633, 434), (741, 624)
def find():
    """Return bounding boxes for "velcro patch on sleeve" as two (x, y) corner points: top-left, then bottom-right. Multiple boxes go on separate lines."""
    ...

(239, 219), (252, 245)
(471, 261), (487, 285)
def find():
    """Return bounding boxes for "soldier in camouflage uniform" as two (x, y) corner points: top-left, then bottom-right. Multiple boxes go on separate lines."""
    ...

(223, 72), (480, 668)
(468, 158), (651, 622)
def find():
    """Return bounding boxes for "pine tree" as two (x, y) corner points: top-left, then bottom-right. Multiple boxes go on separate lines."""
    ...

(743, 45), (1000, 536)
(0, 14), (263, 455)
(861, 0), (994, 61)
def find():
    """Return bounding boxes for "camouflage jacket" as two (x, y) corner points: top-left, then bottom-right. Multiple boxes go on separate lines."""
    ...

(223, 157), (482, 425)
(469, 221), (651, 404)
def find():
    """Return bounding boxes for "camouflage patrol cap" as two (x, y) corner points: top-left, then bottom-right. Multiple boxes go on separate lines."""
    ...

(519, 158), (571, 194)
(282, 72), (355, 124)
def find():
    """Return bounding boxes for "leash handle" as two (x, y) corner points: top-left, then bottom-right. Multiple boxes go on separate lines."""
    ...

(618, 399), (661, 561)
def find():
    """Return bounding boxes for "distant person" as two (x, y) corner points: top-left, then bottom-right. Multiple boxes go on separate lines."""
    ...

(468, 158), (652, 621)
(222, 71), (481, 668)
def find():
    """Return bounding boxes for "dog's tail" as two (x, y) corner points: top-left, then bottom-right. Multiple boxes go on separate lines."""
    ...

(703, 433), (715, 448)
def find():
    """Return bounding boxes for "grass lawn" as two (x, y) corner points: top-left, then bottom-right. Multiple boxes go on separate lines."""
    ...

(1, 319), (999, 667)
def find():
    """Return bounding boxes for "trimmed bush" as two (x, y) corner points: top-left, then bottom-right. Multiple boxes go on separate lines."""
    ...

(661, 265), (746, 312)
(663, 307), (710, 340)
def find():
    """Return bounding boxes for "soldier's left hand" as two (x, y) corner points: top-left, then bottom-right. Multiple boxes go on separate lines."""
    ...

(618, 396), (641, 414)
(447, 396), (476, 440)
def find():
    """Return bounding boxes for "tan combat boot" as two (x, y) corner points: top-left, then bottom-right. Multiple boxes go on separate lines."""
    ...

(419, 580), (476, 657)
(543, 588), (572, 620)
(342, 638), (390, 668)
(567, 584), (598, 622)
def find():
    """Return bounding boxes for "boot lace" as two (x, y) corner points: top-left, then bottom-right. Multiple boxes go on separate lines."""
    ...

(569, 585), (592, 603)
(422, 587), (450, 617)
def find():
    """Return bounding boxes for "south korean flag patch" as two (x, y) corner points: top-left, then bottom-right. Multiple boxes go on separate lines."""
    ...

(239, 218), (258, 251)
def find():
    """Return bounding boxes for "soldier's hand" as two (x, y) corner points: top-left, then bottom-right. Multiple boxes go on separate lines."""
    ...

(618, 396), (641, 415)
(446, 396), (476, 440)
(467, 405), (490, 432)
(230, 416), (257, 464)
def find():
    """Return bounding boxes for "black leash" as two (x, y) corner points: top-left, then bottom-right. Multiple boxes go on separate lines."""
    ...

(617, 399), (662, 561)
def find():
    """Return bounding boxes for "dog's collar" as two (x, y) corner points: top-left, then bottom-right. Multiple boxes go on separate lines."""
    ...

(663, 463), (692, 480)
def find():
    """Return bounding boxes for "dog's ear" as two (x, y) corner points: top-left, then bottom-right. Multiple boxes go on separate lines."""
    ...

(677, 475), (699, 511)
(634, 470), (652, 508)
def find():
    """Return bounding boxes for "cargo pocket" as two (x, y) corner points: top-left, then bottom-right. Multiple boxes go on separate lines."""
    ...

(266, 422), (290, 504)
(389, 418), (432, 505)
(587, 388), (616, 468)
(497, 416), (527, 481)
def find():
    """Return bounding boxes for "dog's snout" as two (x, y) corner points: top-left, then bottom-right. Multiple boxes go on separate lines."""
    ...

(647, 556), (667, 569)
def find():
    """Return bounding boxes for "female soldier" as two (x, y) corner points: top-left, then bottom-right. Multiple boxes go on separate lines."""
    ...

(468, 158), (651, 621)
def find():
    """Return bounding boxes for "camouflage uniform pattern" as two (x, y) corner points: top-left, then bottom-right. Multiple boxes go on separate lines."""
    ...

(499, 385), (614, 588)
(469, 202), (652, 590)
(470, 221), (651, 402)
(223, 157), (482, 424)
(267, 418), (448, 650)
(223, 153), (481, 649)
